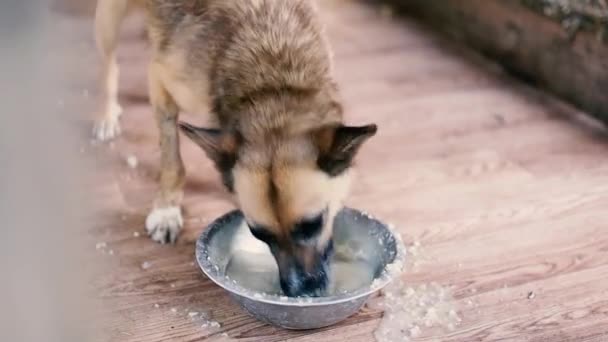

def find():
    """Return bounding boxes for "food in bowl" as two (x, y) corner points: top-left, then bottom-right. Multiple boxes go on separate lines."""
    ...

(224, 220), (377, 296)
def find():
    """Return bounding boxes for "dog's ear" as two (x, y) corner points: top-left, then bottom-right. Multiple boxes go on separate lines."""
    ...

(178, 121), (239, 171)
(314, 124), (377, 176)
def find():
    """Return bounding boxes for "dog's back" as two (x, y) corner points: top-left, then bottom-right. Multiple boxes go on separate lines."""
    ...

(142, 0), (337, 132)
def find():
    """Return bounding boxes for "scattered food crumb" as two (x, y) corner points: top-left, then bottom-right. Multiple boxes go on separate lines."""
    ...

(95, 242), (107, 250)
(133, 231), (140, 237)
(190, 262), (196, 267)
(404, 239), (427, 270)
(108, 249), (114, 255)
(409, 325), (421, 338)
(188, 312), (199, 318)
(126, 155), (138, 169)
(171, 283), (176, 288)
(141, 261), (152, 270)
(528, 291), (536, 299)
(372, 281), (460, 342)
(449, 309), (458, 319)
(200, 318), (221, 330)
(154, 303), (160, 309)
(171, 308), (177, 313)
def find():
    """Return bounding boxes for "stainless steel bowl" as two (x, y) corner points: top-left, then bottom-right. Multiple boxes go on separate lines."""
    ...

(195, 208), (406, 330)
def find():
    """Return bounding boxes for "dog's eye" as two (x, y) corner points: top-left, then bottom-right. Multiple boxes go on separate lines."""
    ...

(292, 214), (324, 242)
(249, 225), (276, 245)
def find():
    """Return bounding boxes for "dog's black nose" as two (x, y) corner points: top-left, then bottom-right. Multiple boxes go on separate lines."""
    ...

(280, 265), (328, 297)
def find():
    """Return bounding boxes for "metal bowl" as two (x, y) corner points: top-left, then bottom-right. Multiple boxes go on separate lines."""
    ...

(195, 208), (406, 330)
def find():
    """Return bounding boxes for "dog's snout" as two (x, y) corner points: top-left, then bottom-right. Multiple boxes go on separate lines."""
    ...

(277, 241), (334, 297)
(280, 263), (328, 297)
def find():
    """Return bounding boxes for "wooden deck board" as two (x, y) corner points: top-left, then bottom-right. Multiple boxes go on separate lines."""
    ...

(59, 0), (608, 341)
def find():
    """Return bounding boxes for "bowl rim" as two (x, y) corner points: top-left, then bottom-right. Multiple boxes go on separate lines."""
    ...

(195, 207), (406, 307)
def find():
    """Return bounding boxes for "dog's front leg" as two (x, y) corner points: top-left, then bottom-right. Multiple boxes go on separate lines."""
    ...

(145, 63), (185, 244)
(92, 0), (129, 141)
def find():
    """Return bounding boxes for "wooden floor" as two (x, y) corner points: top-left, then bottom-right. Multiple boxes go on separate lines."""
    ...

(59, 1), (608, 341)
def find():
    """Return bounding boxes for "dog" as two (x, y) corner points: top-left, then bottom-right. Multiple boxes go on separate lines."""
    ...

(94, 0), (377, 296)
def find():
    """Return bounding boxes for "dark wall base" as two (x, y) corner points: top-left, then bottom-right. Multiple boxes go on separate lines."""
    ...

(386, 0), (608, 125)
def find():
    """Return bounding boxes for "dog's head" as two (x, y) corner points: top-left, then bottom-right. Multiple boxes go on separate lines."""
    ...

(180, 121), (376, 296)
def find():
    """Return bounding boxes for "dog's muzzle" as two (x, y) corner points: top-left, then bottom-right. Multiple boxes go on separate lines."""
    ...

(277, 240), (334, 297)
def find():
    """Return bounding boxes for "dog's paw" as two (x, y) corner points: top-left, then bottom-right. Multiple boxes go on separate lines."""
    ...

(93, 103), (123, 141)
(93, 116), (121, 141)
(145, 206), (183, 244)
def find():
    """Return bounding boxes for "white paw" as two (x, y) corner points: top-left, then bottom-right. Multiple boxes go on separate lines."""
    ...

(145, 206), (183, 244)
(93, 103), (123, 141)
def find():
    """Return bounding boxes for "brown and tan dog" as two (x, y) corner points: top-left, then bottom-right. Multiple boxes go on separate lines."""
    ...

(94, 0), (376, 296)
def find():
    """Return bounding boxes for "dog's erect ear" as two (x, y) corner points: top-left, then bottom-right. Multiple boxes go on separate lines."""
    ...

(315, 124), (377, 176)
(178, 121), (239, 170)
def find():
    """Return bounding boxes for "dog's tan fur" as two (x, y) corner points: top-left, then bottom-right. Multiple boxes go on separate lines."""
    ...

(95, 0), (376, 294)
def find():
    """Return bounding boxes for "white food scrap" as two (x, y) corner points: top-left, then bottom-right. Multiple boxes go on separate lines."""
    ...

(126, 155), (138, 169)
(372, 281), (461, 342)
